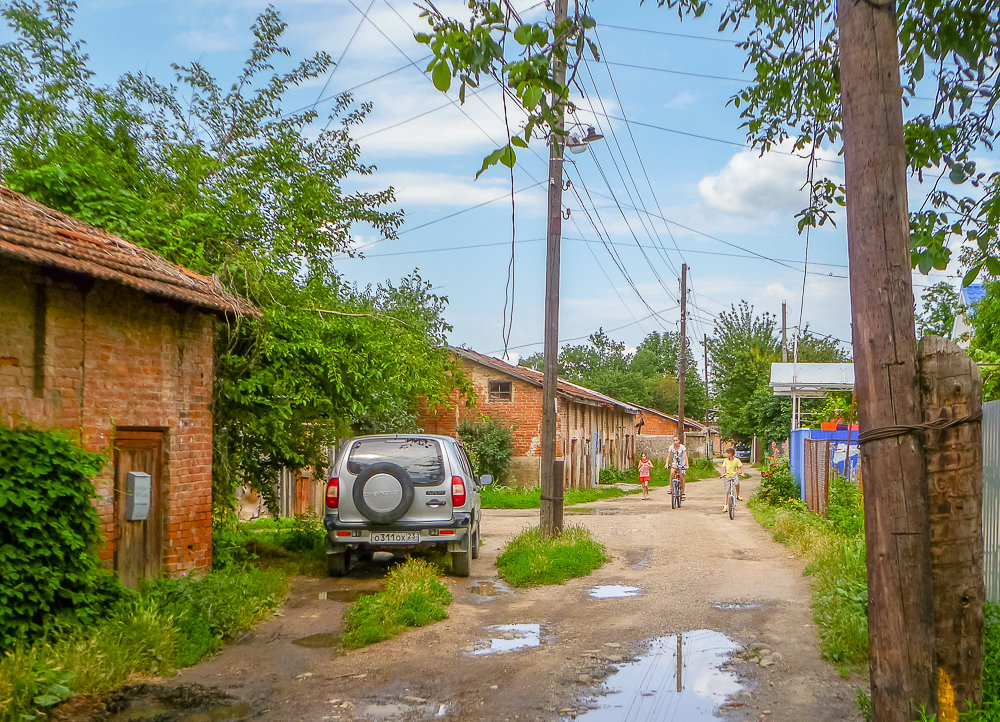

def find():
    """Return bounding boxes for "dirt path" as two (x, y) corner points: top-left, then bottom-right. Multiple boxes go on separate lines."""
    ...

(164, 470), (863, 721)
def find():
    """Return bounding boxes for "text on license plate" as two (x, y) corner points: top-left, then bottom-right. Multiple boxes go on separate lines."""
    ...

(370, 531), (419, 544)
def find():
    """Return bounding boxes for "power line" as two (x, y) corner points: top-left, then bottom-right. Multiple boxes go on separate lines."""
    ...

(599, 23), (740, 44)
(604, 59), (746, 84)
(311, 0), (376, 114)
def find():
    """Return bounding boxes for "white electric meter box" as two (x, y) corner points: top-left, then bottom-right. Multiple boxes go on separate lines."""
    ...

(126, 471), (151, 521)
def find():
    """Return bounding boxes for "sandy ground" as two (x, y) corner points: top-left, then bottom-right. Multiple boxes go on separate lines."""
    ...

(157, 469), (864, 722)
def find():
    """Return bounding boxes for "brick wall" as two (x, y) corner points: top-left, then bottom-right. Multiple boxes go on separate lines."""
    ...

(639, 413), (679, 436)
(0, 261), (215, 575)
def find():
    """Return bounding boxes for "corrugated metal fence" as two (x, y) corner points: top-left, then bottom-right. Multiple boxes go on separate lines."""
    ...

(983, 400), (1000, 602)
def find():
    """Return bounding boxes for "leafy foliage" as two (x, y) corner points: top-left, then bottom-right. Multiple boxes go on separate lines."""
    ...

(0, 426), (129, 650)
(0, 3), (471, 511)
(711, 302), (847, 445)
(521, 329), (708, 420)
(457, 416), (515, 482)
(0, 565), (285, 720)
(827, 474), (864, 537)
(967, 280), (1000, 402)
(916, 281), (960, 339)
(753, 454), (800, 507)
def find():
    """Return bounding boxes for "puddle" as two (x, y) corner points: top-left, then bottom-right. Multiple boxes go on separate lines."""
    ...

(362, 701), (449, 719)
(565, 507), (625, 516)
(468, 578), (514, 600)
(626, 547), (653, 570)
(292, 632), (340, 648)
(317, 589), (375, 603)
(575, 630), (743, 720)
(711, 601), (763, 611)
(101, 684), (250, 722)
(467, 623), (551, 656)
(588, 585), (643, 599)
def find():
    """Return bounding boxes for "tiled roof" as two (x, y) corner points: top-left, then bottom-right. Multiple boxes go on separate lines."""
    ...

(450, 346), (639, 413)
(633, 403), (709, 433)
(0, 185), (257, 317)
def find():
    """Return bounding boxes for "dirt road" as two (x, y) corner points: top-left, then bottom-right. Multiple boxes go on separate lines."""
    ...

(164, 470), (863, 721)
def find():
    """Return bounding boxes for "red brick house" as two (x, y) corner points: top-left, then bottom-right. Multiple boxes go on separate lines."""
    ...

(0, 186), (255, 586)
(633, 404), (720, 458)
(417, 347), (638, 488)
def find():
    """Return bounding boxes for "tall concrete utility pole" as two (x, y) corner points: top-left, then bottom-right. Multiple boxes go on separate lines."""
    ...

(677, 263), (687, 443)
(781, 301), (788, 363)
(838, 1), (936, 718)
(539, 0), (569, 538)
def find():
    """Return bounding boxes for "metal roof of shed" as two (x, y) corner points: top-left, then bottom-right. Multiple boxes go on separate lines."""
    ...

(769, 363), (855, 397)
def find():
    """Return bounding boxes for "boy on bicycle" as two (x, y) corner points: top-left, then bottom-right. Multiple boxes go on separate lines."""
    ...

(667, 435), (688, 500)
(719, 447), (744, 511)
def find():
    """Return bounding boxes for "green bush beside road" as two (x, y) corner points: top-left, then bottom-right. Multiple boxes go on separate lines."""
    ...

(496, 525), (608, 587)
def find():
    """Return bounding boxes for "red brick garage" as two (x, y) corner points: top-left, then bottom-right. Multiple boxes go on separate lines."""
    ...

(0, 186), (255, 586)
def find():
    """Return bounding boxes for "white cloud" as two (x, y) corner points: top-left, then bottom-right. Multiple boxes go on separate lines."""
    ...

(663, 91), (698, 110)
(697, 139), (843, 220)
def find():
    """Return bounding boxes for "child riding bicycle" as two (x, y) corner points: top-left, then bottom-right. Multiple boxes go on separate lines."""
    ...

(719, 446), (745, 512)
(667, 435), (689, 501)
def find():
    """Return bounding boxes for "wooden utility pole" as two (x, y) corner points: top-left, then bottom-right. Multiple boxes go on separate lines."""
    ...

(539, 0), (569, 538)
(838, 1), (936, 718)
(781, 301), (788, 363)
(677, 263), (687, 443)
(703, 334), (710, 458)
(918, 336), (984, 716)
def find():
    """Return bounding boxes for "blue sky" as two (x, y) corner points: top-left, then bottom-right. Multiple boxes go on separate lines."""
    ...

(28, 0), (963, 367)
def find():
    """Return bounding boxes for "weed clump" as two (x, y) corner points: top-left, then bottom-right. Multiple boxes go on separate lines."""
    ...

(341, 559), (451, 649)
(481, 485), (633, 509)
(496, 525), (608, 587)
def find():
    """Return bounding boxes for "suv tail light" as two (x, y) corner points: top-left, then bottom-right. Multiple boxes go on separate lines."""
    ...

(326, 477), (339, 509)
(451, 476), (466, 507)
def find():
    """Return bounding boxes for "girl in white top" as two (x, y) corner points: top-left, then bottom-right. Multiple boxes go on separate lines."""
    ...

(667, 435), (689, 500)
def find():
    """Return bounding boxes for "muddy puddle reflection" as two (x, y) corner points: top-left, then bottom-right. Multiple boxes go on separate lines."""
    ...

(291, 632), (339, 648)
(588, 584), (642, 599)
(101, 684), (250, 722)
(362, 701), (449, 719)
(575, 630), (742, 720)
(468, 577), (514, 601)
(711, 600), (763, 611)
(467, 623), (552, 655)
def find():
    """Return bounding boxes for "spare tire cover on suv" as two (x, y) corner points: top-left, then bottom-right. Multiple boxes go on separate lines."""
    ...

(352, 462), (415, 523)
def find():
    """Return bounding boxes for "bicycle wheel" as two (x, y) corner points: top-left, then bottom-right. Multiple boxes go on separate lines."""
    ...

(671, 480), (678, 509)
(676, 480), (682, 508)
(728, 491), (735, 520)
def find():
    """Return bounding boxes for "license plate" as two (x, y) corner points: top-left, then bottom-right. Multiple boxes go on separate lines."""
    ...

(370, 531), (419, 544)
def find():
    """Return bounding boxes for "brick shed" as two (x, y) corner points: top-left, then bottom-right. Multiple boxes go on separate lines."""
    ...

(634, 404), (720, 459)
(0, 186), (255, 586)
(417, 347), (637, 488)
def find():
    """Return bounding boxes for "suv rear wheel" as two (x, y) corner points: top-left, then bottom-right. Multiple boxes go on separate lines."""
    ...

(327, 549), (349, 577)
(451, 541), (472, 577)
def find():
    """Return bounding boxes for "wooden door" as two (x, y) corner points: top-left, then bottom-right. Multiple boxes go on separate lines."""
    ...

(114, 429), (164, 588)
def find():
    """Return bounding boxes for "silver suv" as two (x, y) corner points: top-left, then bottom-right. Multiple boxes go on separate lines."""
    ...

(323, 434), (493, 577)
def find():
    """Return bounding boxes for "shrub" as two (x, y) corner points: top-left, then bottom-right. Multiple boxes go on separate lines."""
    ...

(0, 426), (127, 650)
(754, 455), (800, 507)
(480, 485), (631, 509)
(457, 417), (514, 482)
(341, 558), (450, 649)
(496, 525), (608, 587)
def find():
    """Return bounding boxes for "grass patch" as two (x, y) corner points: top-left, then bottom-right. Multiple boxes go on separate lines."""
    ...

(496, 525), (609, 587)
(749, 498), (868, 675)
(0, 566), (286, 721)
(340, 559), (451, 649)
(480, 485), (634, 509)
(215, 513), (326, 577)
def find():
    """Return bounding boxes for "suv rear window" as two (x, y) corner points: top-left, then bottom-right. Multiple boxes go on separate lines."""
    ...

(346, 438), (445, 485)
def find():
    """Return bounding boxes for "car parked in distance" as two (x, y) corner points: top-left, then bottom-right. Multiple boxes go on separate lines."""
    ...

(734, 444), (752, 463)
(323, 434), (493, 577)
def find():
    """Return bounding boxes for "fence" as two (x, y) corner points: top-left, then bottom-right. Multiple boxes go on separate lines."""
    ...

(984, 400), (1000, 602)
(802, 439), (831, 516)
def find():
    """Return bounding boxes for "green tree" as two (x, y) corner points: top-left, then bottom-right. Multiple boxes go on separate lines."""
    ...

(916, 281), (960, 339)
(0, 2), (470, 509)
(968, 280), (1000, 401)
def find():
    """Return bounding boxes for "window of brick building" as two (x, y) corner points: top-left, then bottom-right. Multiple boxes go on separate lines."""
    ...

(488, 380), (512, 402)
